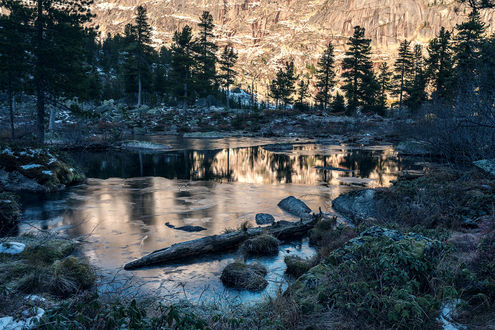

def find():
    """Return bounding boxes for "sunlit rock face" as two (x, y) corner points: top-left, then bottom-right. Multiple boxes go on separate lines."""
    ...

(91, 0), (494, 86)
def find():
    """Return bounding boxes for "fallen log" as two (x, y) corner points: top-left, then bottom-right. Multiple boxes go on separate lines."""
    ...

(124, 217), (317, 270)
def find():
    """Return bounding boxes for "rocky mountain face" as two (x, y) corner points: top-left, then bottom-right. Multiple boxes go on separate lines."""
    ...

(91, 0), (495, 93)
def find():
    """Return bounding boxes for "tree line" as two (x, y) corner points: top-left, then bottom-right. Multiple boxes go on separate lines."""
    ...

(1, 0), (494, 142)
(0, 2), (239, 142)
(272, 9), (495, 116)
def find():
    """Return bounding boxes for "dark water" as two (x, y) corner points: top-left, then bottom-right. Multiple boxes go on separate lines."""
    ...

(18, 137), (415, 304)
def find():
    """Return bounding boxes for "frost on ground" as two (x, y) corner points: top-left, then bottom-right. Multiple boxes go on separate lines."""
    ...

(0, 307), (45, 330)
(0, 242), (26, 255)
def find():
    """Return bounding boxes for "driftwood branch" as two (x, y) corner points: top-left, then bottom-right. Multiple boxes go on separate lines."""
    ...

(124, 217), (317, 270)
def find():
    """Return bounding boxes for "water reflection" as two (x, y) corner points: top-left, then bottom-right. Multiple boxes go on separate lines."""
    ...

(69, 144), (400, 187)
(19, 142), (414, 303)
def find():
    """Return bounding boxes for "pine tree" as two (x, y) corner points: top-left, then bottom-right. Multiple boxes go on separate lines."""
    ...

(295, 79), (310, 110)
(32, 0), (94, 143)
(124, 6), (153, 106)
(269, 61), (297, 109)
(315, 42), (336, 111)
(193, 11), (218, 99)
(425, 27), (456, 100)
(171, 25), (195, 109)
(454, 9), (486, 84)
(281, 61), (297, 107)
(218, 45), (238, 109)
(377, 62), (392, 110)
(153, 46), (171, 101)
(459, 0), (495, 9)
(0, 0), (32, 140)
(405, 45), (427, 110)
(393, 40), (414, 108)
(331, 92), (346, 113)
(342, 26), (378, 113)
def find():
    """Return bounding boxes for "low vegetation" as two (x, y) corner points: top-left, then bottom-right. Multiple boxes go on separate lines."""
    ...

(240, 234), (280, 256)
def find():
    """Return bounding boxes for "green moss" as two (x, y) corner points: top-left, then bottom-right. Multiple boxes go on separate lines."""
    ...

(50, 256), (95, 297)
(289, 228), (444, 328)
(22, 239), (75, 264)
(284, 255), (316, 278)
(240, 234), (280, 256)
(0, 192), (21, 235)
(220, 261), (268, 291)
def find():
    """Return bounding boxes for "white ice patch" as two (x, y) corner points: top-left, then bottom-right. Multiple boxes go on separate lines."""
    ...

(48, 158), (57, 165)
(1, 148), (13, 156)
(0, 307), (45, 329)
(42, 170), (53, 176)
(438, 300), (466, 330)
(20, 164), (42, 170)
(0, 242), (26, 255)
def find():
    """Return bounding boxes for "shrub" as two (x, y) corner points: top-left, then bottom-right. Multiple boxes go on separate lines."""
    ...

(290, 228), (445, 328)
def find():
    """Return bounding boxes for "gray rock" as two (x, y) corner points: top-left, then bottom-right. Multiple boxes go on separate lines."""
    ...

(0, 169), (46, 193)
(255, 213), (275, 225)
(332, 189), (377, 224)
(473, 159), (495, 177)
(278, 196), (312, 218)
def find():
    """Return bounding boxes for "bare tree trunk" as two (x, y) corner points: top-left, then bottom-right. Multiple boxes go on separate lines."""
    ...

(183, 82), (188, 111)
(8, 87), (15, 140)
(137, 73), (142, 107)
(226, 86), (230, 110)
(49, 104), (56, 131)
(36, 0), (45, 144)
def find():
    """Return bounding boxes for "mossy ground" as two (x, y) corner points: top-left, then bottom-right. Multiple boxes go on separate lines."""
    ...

(0, 192), (21, 235)
(0, 146), (85, 192)
(0, 234), (95, 319)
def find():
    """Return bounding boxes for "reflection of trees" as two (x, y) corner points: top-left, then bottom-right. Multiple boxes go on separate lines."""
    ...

(269, 153), (295, 183)
(127, 178), (155, 226)
(339, 150), (379, 178)
(69, 146), (400, 186)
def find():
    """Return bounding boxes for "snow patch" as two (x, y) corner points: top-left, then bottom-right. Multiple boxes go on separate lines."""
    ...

(0, 242), (26, 255)
(20, 164), (42, 170)
(42, 170), (53, 176)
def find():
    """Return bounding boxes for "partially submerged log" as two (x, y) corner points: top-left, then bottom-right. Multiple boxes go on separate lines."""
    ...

(124, 217), (317, 270)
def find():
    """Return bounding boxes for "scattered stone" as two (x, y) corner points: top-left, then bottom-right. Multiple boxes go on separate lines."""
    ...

(473, 159), (495, 177)
(278, 196), (312, 219)
(220, 261), (268, 291)
(332, 189), (377, 224)
(165, 222), (207, 232)
(240, 234), (280, 256)
(0, 242), (25, 255)
(255, 213), (275, 225)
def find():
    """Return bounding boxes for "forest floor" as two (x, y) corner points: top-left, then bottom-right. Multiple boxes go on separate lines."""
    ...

(1, 104), (494, 328)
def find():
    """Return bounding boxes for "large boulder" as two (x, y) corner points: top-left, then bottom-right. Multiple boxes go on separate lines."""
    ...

(220, 261), (268, 291)
(332, 189), (377, 224)
(278, 196), (312, 219)
(0, 147), (85, 193)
